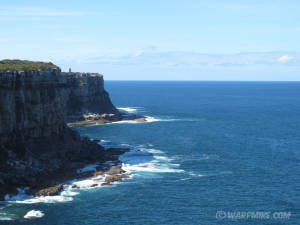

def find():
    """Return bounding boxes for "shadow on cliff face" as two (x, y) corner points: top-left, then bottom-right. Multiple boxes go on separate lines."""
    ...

(0, 126), (130, 200)
(64, 72), (121, 122)
(0, 66), (126, 200)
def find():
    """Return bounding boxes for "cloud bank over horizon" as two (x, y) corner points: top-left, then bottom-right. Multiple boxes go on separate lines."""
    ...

(81, 51), (299, 68)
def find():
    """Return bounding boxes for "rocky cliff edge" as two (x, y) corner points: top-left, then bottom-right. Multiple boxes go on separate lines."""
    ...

(0, 65), (125, 199)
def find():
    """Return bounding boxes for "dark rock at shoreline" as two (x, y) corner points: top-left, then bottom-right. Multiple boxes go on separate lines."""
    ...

(105, 148), (130, 155)
(35, 184), (63, 197)
(133, 117), (147, 122)
(67, 113), (147, 126)
(105, 174), (122, 183)
(77, 171), (95, 179)
(106, 166), (126, 175)
(119, 112), (147, 122)
(101, 182), (112, 186)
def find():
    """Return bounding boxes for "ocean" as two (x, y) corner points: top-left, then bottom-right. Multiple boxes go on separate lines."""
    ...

(1, 81), (300, 224)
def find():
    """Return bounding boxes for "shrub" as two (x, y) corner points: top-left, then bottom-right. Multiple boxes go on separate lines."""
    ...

(0, 59), (60, 72)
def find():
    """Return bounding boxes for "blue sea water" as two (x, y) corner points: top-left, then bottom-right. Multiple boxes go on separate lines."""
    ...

(1, 81), (300, 224)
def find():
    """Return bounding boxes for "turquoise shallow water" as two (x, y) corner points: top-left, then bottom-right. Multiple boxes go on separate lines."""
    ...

(1, 81), (300, 224)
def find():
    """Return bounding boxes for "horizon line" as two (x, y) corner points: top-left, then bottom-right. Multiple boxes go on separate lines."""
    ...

(105, 80), (300, 82)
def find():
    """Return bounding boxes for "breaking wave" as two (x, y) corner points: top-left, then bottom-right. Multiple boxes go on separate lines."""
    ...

(117, 107), (139, 113)
(24, 210), (44, 219)
(1, 140), (183, 223)
(0, 212), (13, 221)
(120, 148), (184, 174)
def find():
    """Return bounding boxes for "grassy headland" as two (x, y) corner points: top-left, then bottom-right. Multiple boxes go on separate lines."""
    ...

(0, 59), (60, 72)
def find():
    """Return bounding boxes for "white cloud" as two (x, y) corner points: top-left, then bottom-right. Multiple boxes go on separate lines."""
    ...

(83, 51), (299, 68)
(278, 55), (293, 62)
(0, 7), (84, 21)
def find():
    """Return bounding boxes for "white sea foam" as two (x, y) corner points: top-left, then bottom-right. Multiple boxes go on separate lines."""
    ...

(4, 141), (181, 208)
(117, 106), (201, 124)
(15, 195), (73, 204)
(189, 172), (205, 177)
(112, 120), (140, 124)
(60, 190), (79, 197)
(5, 174), (109, 204)
(154, 155), (172, 162)
(121, 143), (131, 147)
(144, 117), (202, 123)
(117, 107), (138, 113)
(110, 116), (161, 124)
(4, 188), (31, 201)
(144, 116), (160, 122)
(179, 178), (191, 181)
(111, 116), (183, 124)
(24, 210), (44, 219)
(3, 186), (74, 204)
(0, 217), (13, 221)
(0, 213), (13, 221)
(147, 149), (164, 154)
(111, 118), (151, 124)
(122, 162), (183, 173)
(69, 177), (104, 189)
(120, 148), (184, 174)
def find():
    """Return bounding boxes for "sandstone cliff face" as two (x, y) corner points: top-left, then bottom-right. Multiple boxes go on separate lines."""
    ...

(0, 69), (121, 199)
(0, 70), (119, 152)
(62, 72), (120, 122)
(0, 70), (66, 152)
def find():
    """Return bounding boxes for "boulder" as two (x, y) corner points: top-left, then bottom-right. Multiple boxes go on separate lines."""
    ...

(134, 117), (147, 122)
(105, 174), (122, 183)
(93, 171), (104, 177)
(35, 184), (63, 197)
(71, 184), (79, 189)
(106, 166), (125, 175)
(101, 182), (112, 186)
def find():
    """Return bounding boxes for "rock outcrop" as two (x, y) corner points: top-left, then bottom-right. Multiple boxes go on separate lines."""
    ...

(0, 67), (125, 200)
(35, 184), (63, 197)
(105, 174), (122, 183)
(62, 72), (121, 122)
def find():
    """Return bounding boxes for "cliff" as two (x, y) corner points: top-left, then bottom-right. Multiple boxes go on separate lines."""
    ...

(62, 72), (121, 122)
(0, 66), (125, 199)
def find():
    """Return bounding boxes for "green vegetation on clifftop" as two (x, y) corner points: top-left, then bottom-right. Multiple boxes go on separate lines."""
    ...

(0, 59), (60, 72)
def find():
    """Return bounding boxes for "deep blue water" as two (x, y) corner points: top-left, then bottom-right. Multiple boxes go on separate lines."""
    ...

(1, 81), (300, 224)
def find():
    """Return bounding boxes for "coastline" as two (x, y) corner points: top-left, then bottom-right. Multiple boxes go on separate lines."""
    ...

(1, 109), (154, 201)
(0, 63), (144, 201)
(1, 113), (147, 200)
(6, 146), (131, 200)
(1, 143), (130, 200)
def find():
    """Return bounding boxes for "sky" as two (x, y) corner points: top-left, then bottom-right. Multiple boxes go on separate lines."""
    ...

(0, 0), (300, 80)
